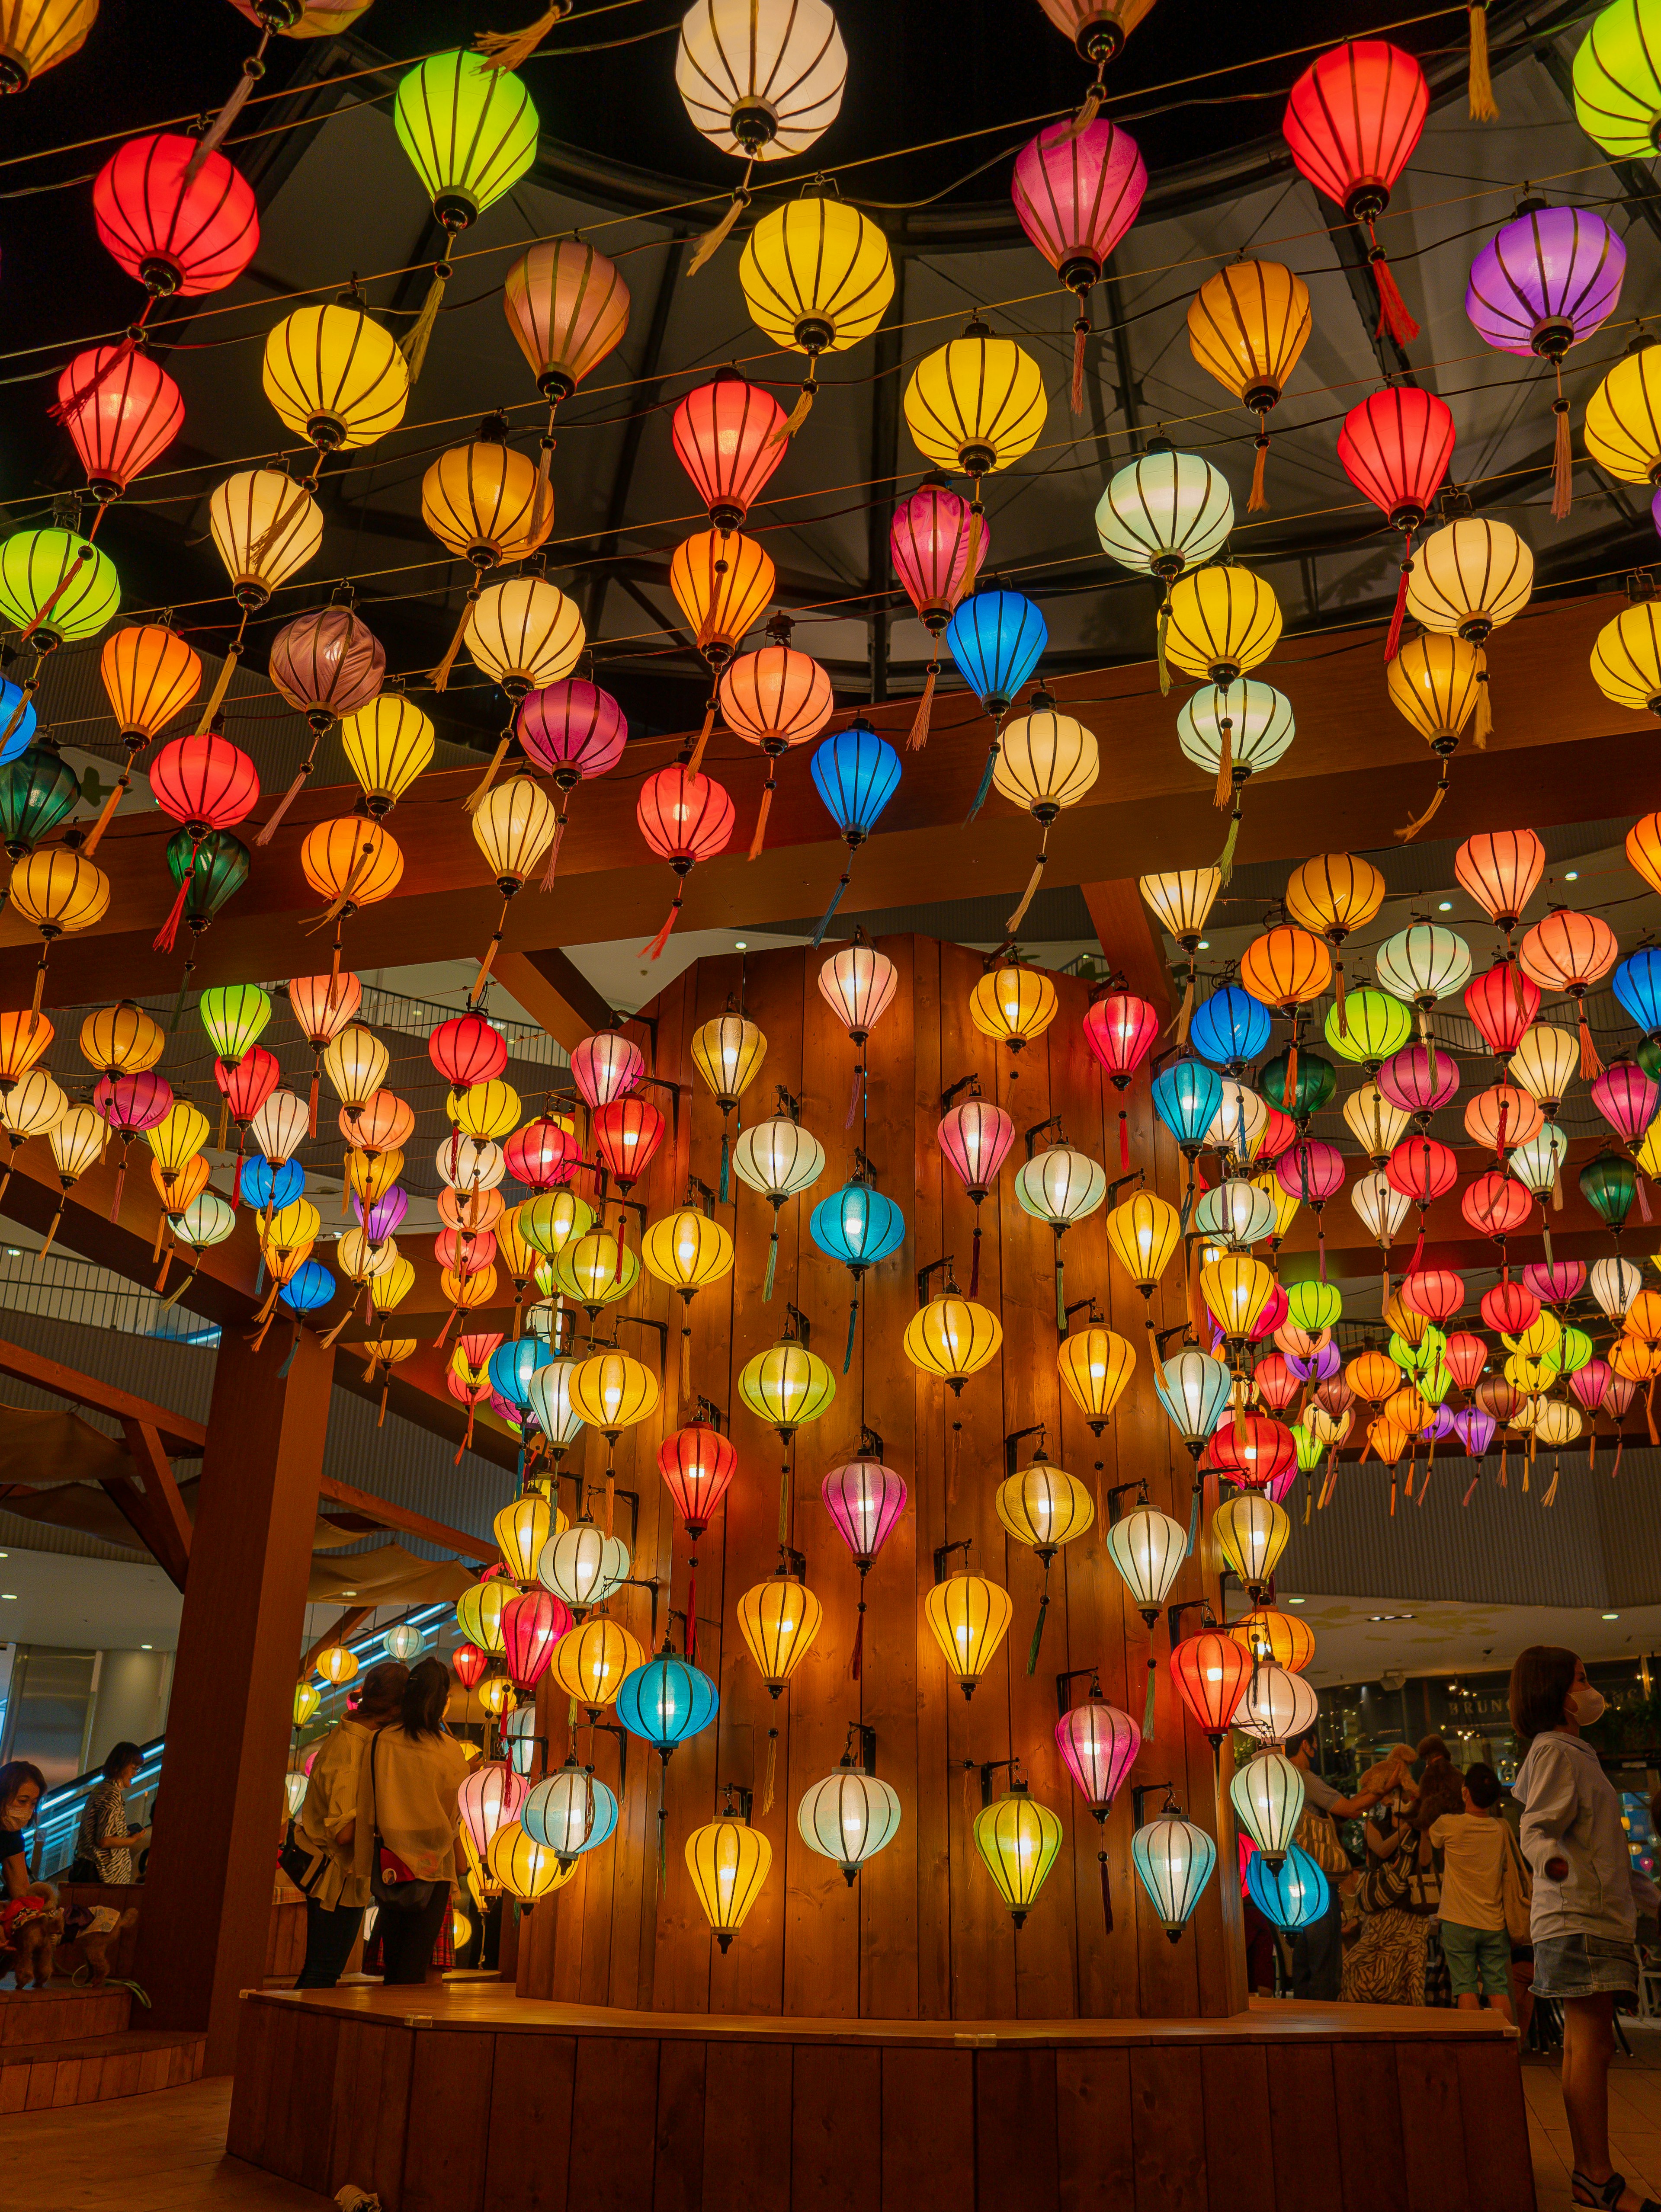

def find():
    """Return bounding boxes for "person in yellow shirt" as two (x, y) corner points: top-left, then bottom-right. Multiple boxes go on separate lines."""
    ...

(1428, 1761), (1514, 2024)
(281, 1661), (408, 1989)
(353, 1657), (471, 1986)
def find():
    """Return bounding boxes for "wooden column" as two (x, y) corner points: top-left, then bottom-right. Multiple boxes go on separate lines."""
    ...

(135, 1325), (336, 2070)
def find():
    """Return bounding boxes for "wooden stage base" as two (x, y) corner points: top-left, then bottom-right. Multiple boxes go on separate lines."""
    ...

(228, 1983), (1535, 2212)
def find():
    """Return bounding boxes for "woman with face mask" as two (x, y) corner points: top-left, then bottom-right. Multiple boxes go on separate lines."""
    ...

(1509, 1646), (1650, 2212)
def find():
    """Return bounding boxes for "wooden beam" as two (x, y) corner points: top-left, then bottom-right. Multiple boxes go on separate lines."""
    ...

(494, 946), (614, 1053)
(317, 1472), (496, 1565)
(105, 1418), (193, 1591)
(0, 1337), (207, 1453)
(1080, 880), (1173, 1019)
(301, 1604), (372, 1675)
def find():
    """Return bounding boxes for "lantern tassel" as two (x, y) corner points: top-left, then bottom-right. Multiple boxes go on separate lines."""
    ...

(1006, 841), (1047, 938)
(1056, 74), (1103, 144)
(686, 176), (751, 278)
(969, 1220), (982, 1299)
(1156, 599), (1171, 697)
(540, 808), (568, 892)
(1648, 1379), (1657, 1449)
(1176, 967), (1196, 1047)
(748, 774), (776, 860)
(1027, 1588), (1049, 1675)
(686, 699), (716, 778)
(1186, 1476), (1201, 1558)
(18, 546), (91, 642)
(1551, 387), (1573, 522)
(463, 732), (513, 815)
(109, 1155), (126, 1223)
(1397, 761), (1449, 842)
(762, 1727), (777, 1817)
(641, 888), (683, 961)
(1142, 1655), (1156, 1738)
(1543, 1464), (1560, 1509)
(810, 869), (850, 949)
(1462, 1473), (1479, 1506)
(769, 368), (816, 445)
(1216, 800), (1242, 886)
(1640, 1174), (1654, 1225)
(1098, 1850), (1112, 1930)
(1248, 430), (1270, 515)
(82, 765), (133, 858)
(398, 259), (450, 387)
(319, 1306), (354, 1351)
(1212, 713), (1233, 810)
(151, 869), (192, 956)
(850, 1600), (863, 1681)
(184, 39), (267, 182)
(1366, 231), (1419, 344)
(1473, 647), (1491, 747)
(843, 1291), (858, 1374)
(963, 505), (985, 596)
(1613, 1431), (1625, 1479)
(965, 742), (999, 823)
(1385, 549), (1411, 663)
(474, 1), (567, 68)
(151, 1210), (168, 1264)
(1578, 1000), (1601, 1078)
(253, 760), (312, 848)
(1070, 316), (1089, 416)
(429, 587), (481, 695)
(1468, 0), (1498, 117)
(1118, 1107), (1129, 1174)
(763, 1227), (778, 1303)
(908, 661), (937, 751)
(307, 1068), (320, 1138)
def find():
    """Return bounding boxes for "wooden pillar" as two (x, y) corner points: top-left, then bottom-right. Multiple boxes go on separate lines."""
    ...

(135, 1326), (336, 2070)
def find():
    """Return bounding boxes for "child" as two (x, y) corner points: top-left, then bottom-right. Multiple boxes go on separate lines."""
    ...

(1429, 1761), (1515, 2024)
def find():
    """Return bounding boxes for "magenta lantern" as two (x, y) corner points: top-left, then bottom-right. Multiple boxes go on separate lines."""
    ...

(502, 1588), (572, 1688)
(1055, 1690), (1140, 1929)
(891, 480), (979, 634)
(1376, 1041), (1459, 1121)
(457, 1760), (527, 1858)
(570, 1031), (645, 1111)
(1570, 1357), (1613, 1417)
(1521, 1259), (1587, 1309)
(821, 1454), (907, 1568)
(517, 680), (627, 788)
(1011, 118), (1146, 410)
(1275, 1137), (1345, 1204)
(95, 1069), (174, 1224)
(1592, 1059), (1660, 1146)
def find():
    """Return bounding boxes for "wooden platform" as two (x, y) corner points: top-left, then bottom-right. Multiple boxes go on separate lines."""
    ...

(0, 2023), (205, 2112)
(228, 1983), (1536, 2212)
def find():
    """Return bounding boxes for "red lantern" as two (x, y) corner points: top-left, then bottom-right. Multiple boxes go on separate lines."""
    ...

(1256, 1104), (1297, 1165)
(436, 1226), (496, 1275)
(92, 133), (260, 298)
(1084, 989), (1159, 1172)
(1460, 1166), (1532, 1245)
(592, 1095), (665, 1194)
(502, 1588), (571, 1689)
(1399, 1268), (1463, 1325)
(1456, 829), (1545, 941)
(1206, 1412), (1295, 1492)
(1465, 959), (1539, 1059)
(430, 1012), (507, 1092)
(570, 1031), (645, 1111)
(891, 479), (977, 632)
(1571, 1358), (1613, 1418)
(505, 1116), (577, 1190)
(150, 731), (260, 837)
(57, 346), (184, 502)
(636, 765), (734, 961)
(1337, 386), (1455, 659)
(1386, 1134), (1457, 1207)
(1443, 1331), (1488, 1393)
(671, 369), (788, 531)
(1283, 42), (1427, 344)
(1481, 1278), (1540, 1335)
(1169, 1631), (1251, 1749)
(453, 1641), (488, 1690)
(658, 1421), (738, 1541)
(217, 1044), (280, 1127)
(1252, 1351), (1299, 1414)
(1519, 907), (1619, 1078)
(1251, 1282), (1288, 1345)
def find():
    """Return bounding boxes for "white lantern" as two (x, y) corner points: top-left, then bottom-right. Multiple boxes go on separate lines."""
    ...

(797, 1760), (903, 1882)
(1013, 1144), (1107, 1229)
(1590, 1255), (1642, 1324)
(1343, 1082), (1411, 1164)
(526, 1358), (585, 1454)
(1095, 442), (1233, 578)
(731, 1114), (825, 1202)
(1194, 1178), (1276, 1249)
(675, 0), (847, 161)
(1229, 1750), (1305, 1868)
(522, 1761), (619, 1865)
(250, 1089), (311, 1168)
(537, 1524), (630, 1616)
(284, 1770), (308, 1817)
(504, 1704), (537, 1777)
(1206, 1078), (1269, 1163)
(436, 1134), (506, 1191)
(1103, 1504), (1186, 1623)
(1234, 1662), (1318, 1746)
(1351, 1168), (1412, 1245)
(1132, 1809), (1216, 1940)
(1508, 1123), (1567, 1204)
(384, 1620), (425, 1663)
(1154, 1348), (1232, 1451)
(1176, 679), (1294, 784)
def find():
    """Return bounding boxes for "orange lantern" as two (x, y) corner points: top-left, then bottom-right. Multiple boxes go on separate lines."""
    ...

(716, 613), (833, 856)
(1518, 906), (1618, 1078)
(298, 817), (403, 980)
(669, 528), (776, 770)
(1239, 925), (1332, 1097)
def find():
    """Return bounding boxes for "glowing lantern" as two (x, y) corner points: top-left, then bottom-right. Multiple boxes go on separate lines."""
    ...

(686, 1796), (771, 1950)
(1104, 1499), (1186, 1643)
(904, 318), (1046, 532)
(810, 1177), (905, 1370)
(740, 190), (894, 430)
(1097, 440), (1233, 677)
(924, 1567), (1013, 1698)
(1231, 1751), (1305, 1869)
(1283, 40), (1427, 341)
(1510, 1024), (1580, 1118)
(488, 1821), (569, 1903)
(293, 1679), (321, 1725)
(1054, 1688), (1141, 1915)
(1140, 867), (1221, 1032)
(1176, 680), (1293, 856)
(738, 1332), (837, 1447)
(891, 479), (979, 734)
(904, 1279), (1002, 1396)
(0, 527), (118, 650)
(457, 1762), (526, 1860)
(1337, 384), (1455, 671)
(10, 848), (110, 1014)
(617, 1646), (719, 1761)
(0, 0), (96, 88)
(992, 692), (1100, 937)
(676, 0), (844, 160)
(1376, 922), (1471, 1069)
(946, 586), (1049, 813)
(1132, 1798), (1217, 1940)
(523, 1759), (619, 1864)
(1186, 259), (1311, 510)
(91, 132), (258, 298)
(1169, 1631), (1251, 1750)
(1467, 964), (1541, 1066)
(968, 960), (1057, 1054)
(550, 1617), (646, 1717)
(737, 1564), (821, 1696)
(1164, 565), (1282, 700)
(636, 762), (735, 961)
(1011, 118), (1145, 410)
(672, 369), (787, 532)
(974, 1781), (1063, 1928)
(822, 1451), (907, 1580)
(1057, 1322), (1136, 1436)
(422, 414), (552, 577)
(503, 239), (629, 415)
(537, 1524), (629, 1619)
(718, 615), (834, 855)
(1212, 1490), (1289, 1599)
(798, 1754), (902, 1884)
(807, 718), (903, 942)
(938, 1089), (1013, 1296)
(58, 347), (182, 505)
(209, 469), (323, 609)
(1406, 519), (1533, 747)
(643, 1203), (735, 1393)
(734, 1110), (826, 1301)
(263, 295), (408, 474)
(660, 1421), (738, 1541)
(394, 48), (536, 233)
(315, 1644), (358, 1687)
(1236, 1662), (1319, 1746)
(465, 575), (585, 699)
(1520, 907), (1619, 1077)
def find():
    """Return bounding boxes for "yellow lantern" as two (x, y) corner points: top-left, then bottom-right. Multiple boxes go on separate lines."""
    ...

(466, 575), (585, 698)
(643, 1204), (735, 1395)
(298, 818), (404, 940)
(1212, 1492), (1289, 1600)
(316, 1643), (359, 1685)
(904, 1287), (1001, 1396)
(449, 1080), (522, 1142)
(1283, 853), (1385, 1008)
(992, 694), (1099, 935)
(263, 296), (409, 464)
(549, 1615), (645, 1714)
(0, 0), (98, 89)
(80, 999), (164, 1077)
(904, 317), (1048, 493)
(421, 413), (553, 568)
(973, 1782), (1063, 1928)
(738, 1333), (837, 1441)
(322, 1023), (390, 1126)
(739, 191), (894, 424)
(494, 1493), (553, 1583)
(519, 1188), (592, 1260)
(10, 850), (110, 1007)
(1164, 564), (1282, 685)
(924, 1569), (1013, 1699)
(348, 1146), (404, 1208)
(1592, 599), (1661, 720)
(1342, 1082), (1410, 1165)
(1104, 1190), (1182, 1309)
(293, 1679), (321, 1725)
(691, 1012), (767, 1114)
(1200, 1252), (1275, 1345)
(1251, 1168), (1302, 1245)
(153, 1152), (211, 1222)
(1405, 519), (1533, 745)
(1510, 1024), (1580, 1114)
(736, 1567), (823, 1695)
(147, 1098), (209, 1199)
(478, 1675), (517, 1719)
(685, 1798), (773, 1952)
(995, 1447), (1094, 1561)
(487, 1818), (573, 1902)
(668, 529), (775, 671)
(968, 961), (1057, 1053)
(340, 691), (434, 816)
(569, 1350), (658, 1442)
(456, 1577), (509, 1654)
(44, 1101), (107, 1253)
(0, 1010), (51, 1097)
(1388, 630), (1482, 749)
(209, 469), (324, 608)
(552, 1234), (638, 1322)
(1228, 1607), (1315, 1674)
(370, 1262), (416, 1318)
(1186, 259), (1312, 510)
(474, 774), (559, 893)
(1584, 342), (1661, 485)
(1056, 1322), (1136, 1433)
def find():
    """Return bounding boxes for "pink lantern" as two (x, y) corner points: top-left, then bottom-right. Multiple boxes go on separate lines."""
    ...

(96, 1068), (173, 1222)
(1250, 1280), (1289, 1343)
(1521, 1259), (1587, 1310)
(516, 679), (627, 888)
(57, 344), (184, 502)
(457, 1760), (526, 1858)
(1606, 1373), (1639, 1419)
(571, 1031), (644, 1111)
(939, 1094), (1015, 1298)
(1275, 1136), (1345, 1204)
(821, 1455), (907, 1568)
(891, 480), (978, 633)
(1011, 118), (1147, 410)
(1083, 989), (1159, 1170)
(1055, 1690), (1140, 1930)
(502, 1588), (572, 1688)
(1592, 1059), (1660, 1146)
(1570, 1357), (1612, 1417)
(1376, 1041), (1459, 1120)
(504, 1116), (578, 1191)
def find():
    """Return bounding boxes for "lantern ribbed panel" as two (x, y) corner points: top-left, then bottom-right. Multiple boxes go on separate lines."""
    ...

(1592, 602), (1661, 714)
(94, 1069), (172, 1137)
(467, 577), (585, 692)
(1164, 566), (1281, 682)
(1386, 1134), (1459, 1205)
(1572, 0), (1661, 157)
(1176, 680), (1292, 779)
(341, 694), (434, 811)
(1104, 1505), (1186, 1610)
(818, 944), (897, 1039)
(1282, 40), (1427, 214)
(992, 703), (1099, 813)
(798, 1767), (902, 1872)
(570, 1033), (644, 1111)
(592, 1094), (666, 1188)
(821, 1455), (907, 1562)
(1107, 1190), (1182, 1287)
(1462, 1167), (1533, 1240)
(637, 764), (735, 865)
(299, 818), (403, 909)
(808, 1181), (904, 1267)
(616, 1650), (718, 1754)
(740, 197), (893, 353)
(1014, 1145), (1106, 1229)
(890, 482), (976, 627)
(263, 303), (409, 452)
(974, 1788), (1062, 1919)
(733, 1114), (824, 1200)
(0, 0), (96, 85)
(673, 372), (788, 528)
(811, 722), (901, 836)
(503, 240), (630, 400)
(1084, 992), (1161, 1081)
(904, 327), (1047, 472)
(1467, 203), (1625, 358)
(944, 590), (1047, 714)
(969, 964), (1058, 1048)
(669, 530), (775, 659)
(1140, 867), (1220, 944)
(1406, 519), (1533, 634)
(422, 431), (553, 565)
(1388, 632), (1481, 741)
(92, 133), (259, 297)
(1336, 386), (1454, 527)
(148, 732), (260, 832)
(517, 679), (627, 783)
(904, 1293), (1002, 1384)
(1035, 0), (1158, 59)
(1520, 906), (1618, 992)
(1169, 1631), (1250, 1738)
(269, 606), (385, 724)
(100, 625), (200, 740)
(1376, 1043), (1459, 1117)
(1239, 924), (1331, 1010)
(1376, 922), (1472, 1005)
(0, 527), (119, 644)
(1010, 118), (1145, 284)
(676, 0), (847, 159)
(209, 470), (323, 603)
(1186, 260), (1311, 407)
(938, 1097), (1014, 1195)
(718, 640), (834, 749)
(393, 50), (538, 221)
(59, 346), (183, 497)
(1096, 446), (1233, 575)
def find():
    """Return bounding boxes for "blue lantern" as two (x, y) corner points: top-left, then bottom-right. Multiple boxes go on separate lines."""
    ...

(523, 1761), (619, 1865)
(488, 1336), (545, 1417)
(279, 1258), (334, 1316)
(810, 1177), (906, 1371)
(616, 1645), (720, 1761)
(1244, 1840), (1329, 1932)
(1151, 1057), (1224, 1157)
(0, 679), (37, 767)
(1614, 948), (1661, 1040)
(241, 1153), (304, 1212)
(809, 721), (901, 946)
(1190, 985), (1271, 1072)
(945, 587), (1048, 819)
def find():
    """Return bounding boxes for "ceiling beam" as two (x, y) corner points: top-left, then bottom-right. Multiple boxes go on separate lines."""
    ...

(1081, 880), (1172, 1019)
(494, 947), (615, 1051)
(0, 1336), (207, 1453)
(317, 1473), (497, 1565)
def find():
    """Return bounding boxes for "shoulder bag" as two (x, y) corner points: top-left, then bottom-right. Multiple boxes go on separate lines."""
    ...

(1296, 1802), (1350, 1876)
(1499, 1821), (1533, 1946)
(368, 1729), (440, 1915)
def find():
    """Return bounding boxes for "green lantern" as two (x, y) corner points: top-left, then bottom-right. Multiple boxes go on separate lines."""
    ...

(1391, 1325), (1446, 1381)
(0, 744), (81, 859)
(0, 527), (119, 647)
(393, 51), (539, 233)
(199, 982), (272, 1067)
(1323, 986), (1412, 1071)
(167, 828), (250, 931)
(1292, 1424), (1325, 1475)
(1556, 1324), (1595, 1378)
(1637, 1036), (1661, 1087)
(1581, 1147), (1638, 1234)
(1572, 0), (1661, 158)
(1259, 1046), (1335, 1122)
(1286, 1278), (1341, 1334)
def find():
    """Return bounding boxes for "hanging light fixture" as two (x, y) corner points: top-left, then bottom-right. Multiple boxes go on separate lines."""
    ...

(991, 690), (1099, 937)
(1168, 1630), (1251, 1751)
(798, 1744), (902, 1885)
(1176, 682), (1293, 869)
(938, 1083), (1014, 1296)
(672, 369), (788, 535)
(9, 847), (111, 1017)
(1239, 923), (1332, 1099)
(1140, 867), (1221, 1040)
(810, 1171), (905, 1373)
(523, 1758), (620, 1866)
(891, 479), (980, 746)
(943, 586), (1049, 819)
(924, 1559), (1013, 1698)
(1084, 988), (1161, 1172)
(1212, 1490), (1290, 1599)
(733, 1102), (826, 1302)
(1131, 1791), (1217, 1941)
(737, 1558), (823, 1696)
(1097, 439), (1233, 688)
(968, 957), (1058, 1058)
(1282, 40), (1429, 343)
(904, 1267), (1002, 1397)
(740, 183), (893, 435)
(642, 1198), (735, 1397)
(686, 1788), (771, 1950)
(0, 0), (97, 89)
(1520, 906), (1619, 1077)
(807, 720), (901, 944)
(974, 1775), (1064, 1928)
(1376, 921), (1472, 1076)
(718, 613), (834, 858)
(1014, 1132), (1107, 1332)
(1230, 1750), (1305, 1869)
(636, 761), (736, 962)
(904, 317), (1046, 584)
(1283, 852), (1385, 1029)
(503, 238), (630, 436)
(1011, 116), (1146, 413)
(1104, 1190), (1182, 1320)
(1186, 259), (1311, 509)
(263, 290), (408, 487)
(1337, 384), (1455, 666)
(1406, 518), (1533, 749)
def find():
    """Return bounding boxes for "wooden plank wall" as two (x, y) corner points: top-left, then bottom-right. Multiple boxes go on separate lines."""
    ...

(227, 1998), (1537, 2212)
(516, 939), (1245, 2023)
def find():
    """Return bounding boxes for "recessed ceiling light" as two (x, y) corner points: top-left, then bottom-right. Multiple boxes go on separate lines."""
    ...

(1437, 900), (1452, 912)
(3, 1247), (17, 1258)
(1603, 1611), (1619, 1620)
(1366, 1612), (1414, 1621)
(1565, 870), (1579, 881)
(1198, 939), (1210, 950)
(734, 940), (747, 950)
(141, 1644), (152, 1651)
(1286, 1596), (1306, 1604)
(0, 1594), (14, 1601)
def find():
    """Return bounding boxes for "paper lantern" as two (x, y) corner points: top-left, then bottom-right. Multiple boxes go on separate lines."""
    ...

(293, 1679), (321, 1725)
(1175, 681), (1293, 831)
(1212, 1491), (1289, 1598)
(905, 318), (1047, 494)
(523, 1759), (619, 1863)
(1132, 1804), (1216, 1940)
(819, 937), (898, 1047)
(1055, 1695), (1141, 1829)
(1103, 1502), (1186, 1626)
(1096, 440), (1233, 615)
(807, 719), (901, 942)
(1012, 118), (1145, 406)
(1231, 1750), (1305, 1869)
(488, 1819), (570, 1902)
(394, 49), (537, 230)
(1405, 519), (1533, 746)
(315, 1643), (357, 1686)
(1520, 907), (1619, 1076)
(1186, 259), (1311, 509)
(616, 1646), (719, 1762)
(537, 1523), (629, 1617)
(924, 1569), (1012, 1697)
(968, 960), (1057, 1053)
(719, 615), (834, 854)
(209, 468), (323, 608)
(1585, 336), (1661, 490)
(904, 1286), (1001, 1396)
(1283, 40), (1427, 341)
(91, 132), (258, 297)
(1169, 1631), (1251, 1749)
(738, 1333), (837, 1438)
(821, 1454), (907, 1570)
(58, 346), (183, 503)
(263, 297), (408, 464)
(740, 191), (894, 422)
(798, 1757), (902, 1883)
(466, 575), (585, 697)
(737, 1566), (822, 1695)
(659, 1421), (738, 1543)
(421, 415), (552, 570)
(676, 0), (845, 157)
(0, 0), (96, 88)
(1593, 601), (1661, 719)
(0, 526), (118, 647)
(550, 1617), (646, 1716)
(946, 586), (1047, 725)
(1164, 564), (1282, 687)
(1057, 1323), (1136, 1435)
(974, 1783), (1063, 1928)
(1388, 631), (1482, 805)
(993, 692), (1100, 935)
(636, 762), (735, 961)
(686, 1802), (771, 1950)
(10, 848), (109, 1010)
(1466, 962), (1540, 1063)
(673, 368), (788, 532)
(458, 1761), (526, 1861)
(1235, 1660), (1318, 1746)
(503, 239), (629, 410)
(891, 478), (978, 640)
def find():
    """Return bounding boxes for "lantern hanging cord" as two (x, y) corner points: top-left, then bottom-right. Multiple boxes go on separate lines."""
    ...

(686, 162), (754, 280)
(810, 857), (853, 949)
(1005, 826), (1049, 939)
(186, 28), (272, 186)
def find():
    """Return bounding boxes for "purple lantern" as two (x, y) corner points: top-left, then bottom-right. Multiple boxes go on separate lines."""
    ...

(1521, 1258), (1587, 1309)
(1465, 200), (1625, 520)
(513, 678), (627, 888)
(1286, 1338), (1340, 1386)
(821, 1455), (907, 1568)
(1454, 1405), (1496, 1458)
(356, 1183), (407, 1246)
(1591, 1058), (1660, 1146)
(1377, 1041), (1459, 1120)
(269, 602), (385, 734)
(1011, 118), (1146, 411)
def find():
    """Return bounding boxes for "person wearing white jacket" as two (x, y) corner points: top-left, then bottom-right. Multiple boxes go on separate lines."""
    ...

(1510, 1645), (1652, 2212)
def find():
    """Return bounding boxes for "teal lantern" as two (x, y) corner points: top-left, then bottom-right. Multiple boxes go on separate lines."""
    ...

(810, 1176), (906, 1371)
(166, 826), (249, 928)
(1245, 1839), (1328, 1930)
(1581, 1148), (1638, 1235)
(1152, 1057), (1223, 1220)
(616, 1644), (720, 1762)
(0, 744), (81, 859)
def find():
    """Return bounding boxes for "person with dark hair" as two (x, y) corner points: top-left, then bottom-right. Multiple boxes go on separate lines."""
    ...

(1428, 1762), (1517, 2024)
(1510, 1646), (1649, 2212)
(74, 1742), (151, 1885)
(1284, 1727), (1393, 2000)
(352, 1658), (469, 1986)
(1343, 1762), (1465, 2006)
(282, 1658), (409, 1990)
(0, 1761), (47, 1903)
